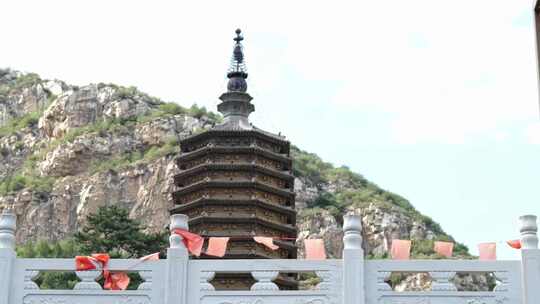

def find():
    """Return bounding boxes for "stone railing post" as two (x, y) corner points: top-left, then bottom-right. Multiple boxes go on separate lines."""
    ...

(0, 209), (16, 304)
(165, 214), (189, 304)
(342, 214), (365, 304)
(519, 214), (540, 304)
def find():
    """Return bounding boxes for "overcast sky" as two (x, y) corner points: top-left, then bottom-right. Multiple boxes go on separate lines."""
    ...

(1, 0), (539, 259)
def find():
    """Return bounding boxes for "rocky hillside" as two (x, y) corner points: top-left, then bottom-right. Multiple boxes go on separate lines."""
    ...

(0, 69), (469, 263)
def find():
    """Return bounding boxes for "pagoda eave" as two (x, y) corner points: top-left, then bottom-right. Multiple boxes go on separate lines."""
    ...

(173, 163), (295, 184)
(176, 146), (292, 166)
(180, 129), (290, 147)
(169, 198), (296, 217)
(172, 180), (296, 198)
(188, 216), (297, 235)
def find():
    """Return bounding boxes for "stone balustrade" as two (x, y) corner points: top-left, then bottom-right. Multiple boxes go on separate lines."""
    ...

(0, 210), (538, 304)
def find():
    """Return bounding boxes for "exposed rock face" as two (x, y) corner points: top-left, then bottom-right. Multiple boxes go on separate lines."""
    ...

(294, 202), (439, 259)
(39, 84), (156, 139)
(0, 70), (463, 273)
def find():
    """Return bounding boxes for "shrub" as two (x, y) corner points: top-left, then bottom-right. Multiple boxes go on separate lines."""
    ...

(12, 73), (41, 90)
(0, 172), (54, 195)
(114, 86), (138, 100)
(159, 102), (187, 115)
(0, 111), (41, 137)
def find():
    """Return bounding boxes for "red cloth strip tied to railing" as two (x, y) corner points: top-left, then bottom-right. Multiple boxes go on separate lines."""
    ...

(304, 239), (327, 260)
(206, 237), (229, 257)
(434, 241), (454, 258)
(507, 239), (522, 249)
(172, 229), (204, 256)
(75, 252), (160, 290)
(254, 236), (279, 250)
(75, 254), (129, 290)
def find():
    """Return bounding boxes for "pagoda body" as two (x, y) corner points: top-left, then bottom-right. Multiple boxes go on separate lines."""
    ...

(171, 30), (297, 290)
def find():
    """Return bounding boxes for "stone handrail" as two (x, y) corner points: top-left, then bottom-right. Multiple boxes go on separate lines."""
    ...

(0, 210), (538, 304)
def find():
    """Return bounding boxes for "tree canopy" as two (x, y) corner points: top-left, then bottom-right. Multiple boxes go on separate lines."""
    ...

(74, 205), (167, 258)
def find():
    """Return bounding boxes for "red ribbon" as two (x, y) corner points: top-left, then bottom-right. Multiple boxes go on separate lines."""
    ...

(507, 239), (522, 249)
(75, 255), (97, 271)
(104, 272), (130, 290)
(75, 254), (130, 290)
(173, 229), (204, 256)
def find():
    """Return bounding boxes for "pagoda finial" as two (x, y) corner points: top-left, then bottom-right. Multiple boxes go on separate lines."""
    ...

(227, 29), (248, 93)
(234, 28), (243, 43)
(217, 29), (254, 128)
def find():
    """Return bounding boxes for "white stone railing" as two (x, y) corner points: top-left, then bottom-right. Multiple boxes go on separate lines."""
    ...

(0, 211), (539, 304)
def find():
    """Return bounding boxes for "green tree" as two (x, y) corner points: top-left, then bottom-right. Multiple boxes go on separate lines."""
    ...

(74, 205), (167, 258)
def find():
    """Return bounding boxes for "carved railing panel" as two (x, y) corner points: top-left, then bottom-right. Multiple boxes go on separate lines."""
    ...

(192, 260), (343, 304)
(10, 258), (160, 304)
(365, 260), (523, 304)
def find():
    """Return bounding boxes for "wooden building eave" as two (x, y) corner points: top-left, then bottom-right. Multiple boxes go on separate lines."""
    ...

(172, 180), (296, 199)
(180, 129), (290, 148)
(173, 163), (294, 185)
(169, 198), (296, 217)
(176, 146), (292, 166)
(189, 216), (297, 235)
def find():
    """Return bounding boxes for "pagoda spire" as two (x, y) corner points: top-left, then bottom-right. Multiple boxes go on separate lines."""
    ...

(227, 29), (248, 92)
(217, 29), (254, 128)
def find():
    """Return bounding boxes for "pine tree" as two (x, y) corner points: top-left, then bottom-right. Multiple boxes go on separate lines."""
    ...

(74, 205), (167, 258)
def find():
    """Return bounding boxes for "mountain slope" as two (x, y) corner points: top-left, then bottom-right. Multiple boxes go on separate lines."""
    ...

(0, 68), (468, 259)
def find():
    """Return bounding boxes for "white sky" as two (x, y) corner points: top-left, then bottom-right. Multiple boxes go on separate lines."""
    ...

(1, 0), (539, 259)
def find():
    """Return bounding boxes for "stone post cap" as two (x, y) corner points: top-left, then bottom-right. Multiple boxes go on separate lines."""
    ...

(169, 214), (189, 249)
(343, 214), (363, 251)
(519, 214), (538, 250)
(170, 214), (189, 231)
(343, 214), (362, 233)
(0, 210), (16, 250)
(519, 215), (538, 233)
(0, 210), (16, 232)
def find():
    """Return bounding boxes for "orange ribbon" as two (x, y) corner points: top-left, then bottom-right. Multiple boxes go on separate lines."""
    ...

(206, 237), (229, 257)
(390, 240), (411, 260)
(253, 236), (279, 250)
(433, 241), (454, 258)
(304, 239), (327, 260)
(478, 242), (497, 260)
(173, 229), (204, 256)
